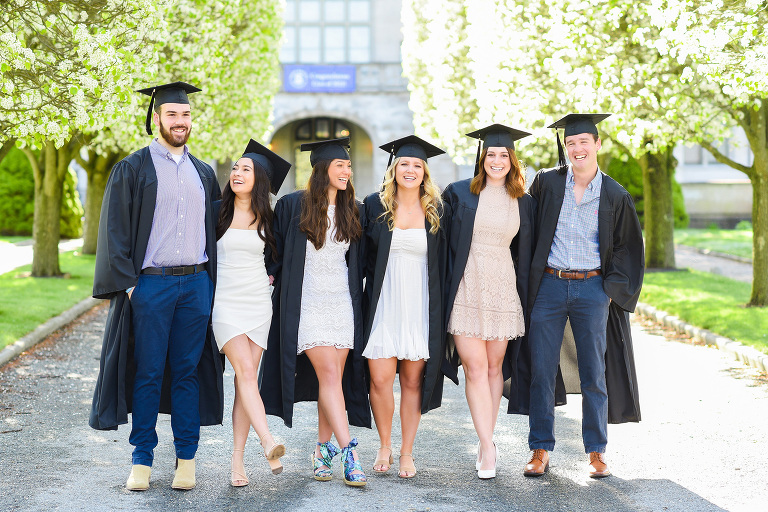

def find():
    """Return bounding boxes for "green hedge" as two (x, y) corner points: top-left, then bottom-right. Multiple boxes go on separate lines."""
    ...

(0, 147), (83, 238)
(605, 153), (689, 229)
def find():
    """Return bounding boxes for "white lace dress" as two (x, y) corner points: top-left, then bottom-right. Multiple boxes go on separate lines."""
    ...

(296, 205), (355, 354)
(363, 228), (429, 361)
(212, 228), (272, 352)
(447, 183), (525, 341)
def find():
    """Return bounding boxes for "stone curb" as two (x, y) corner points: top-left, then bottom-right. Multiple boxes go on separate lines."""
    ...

(0, 297), (103, 368)
(676, 244), (753, 264)
(635, 302), (768, 373)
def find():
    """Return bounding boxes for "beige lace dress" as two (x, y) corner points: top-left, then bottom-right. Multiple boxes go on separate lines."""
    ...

(447, 183), (525, 341)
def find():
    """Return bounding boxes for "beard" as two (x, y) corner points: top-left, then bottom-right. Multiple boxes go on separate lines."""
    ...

(158, 118), (192, 147)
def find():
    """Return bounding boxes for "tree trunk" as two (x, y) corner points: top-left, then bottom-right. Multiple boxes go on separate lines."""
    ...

(751, 165), (768, 306)
(216, 158), (231, 190)
(639, 144), (677, 269)
(81, 150), (124, 255)
(26, 140), (81, 276)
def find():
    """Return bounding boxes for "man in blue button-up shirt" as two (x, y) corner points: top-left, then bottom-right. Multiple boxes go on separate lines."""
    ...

(90, 82), (223, 492)
(523, 114), (644, 480)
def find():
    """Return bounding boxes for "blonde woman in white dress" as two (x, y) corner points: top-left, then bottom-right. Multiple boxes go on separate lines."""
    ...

(212, 140), (290, 486)
(362, 136), (451, 479)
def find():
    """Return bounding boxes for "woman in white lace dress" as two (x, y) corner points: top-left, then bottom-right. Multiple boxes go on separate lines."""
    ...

(443, 124), (536, 479)
(211, 140), (290, 486)
(362, 136), (450, 479)
(259, 138), (368, 487)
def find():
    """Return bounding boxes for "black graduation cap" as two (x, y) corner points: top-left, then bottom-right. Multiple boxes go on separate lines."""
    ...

(136, 81), (202, 136)
(300, 137), (351, 167)
(465, 124), (531, 176)
(241, 139), (292, 194)
(548, 113), (611, 168)
(379, 135), (446, 169)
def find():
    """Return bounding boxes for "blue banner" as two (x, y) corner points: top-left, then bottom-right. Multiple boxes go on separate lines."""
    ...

(283, 65), (356, 93)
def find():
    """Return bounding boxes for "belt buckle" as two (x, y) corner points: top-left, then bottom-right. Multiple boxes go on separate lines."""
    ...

(557, 269), (565, 279)
(172, 267), (184, 276)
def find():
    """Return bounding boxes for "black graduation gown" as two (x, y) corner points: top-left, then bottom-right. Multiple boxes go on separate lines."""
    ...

(442, 178), (537, 413)
(361, 193), (451, 414)
(527, 167), (645, 424)
(89, 146), (224, 430)
(259, 191), (371, 429)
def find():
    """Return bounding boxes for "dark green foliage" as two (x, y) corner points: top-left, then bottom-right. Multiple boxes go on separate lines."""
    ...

(605, 153), (689, 229)
(0, 147), (83, 237)
(0, 148), (34, 235)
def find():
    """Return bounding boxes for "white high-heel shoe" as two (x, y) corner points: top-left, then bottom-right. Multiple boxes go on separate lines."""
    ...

(477, 442), (497, 479)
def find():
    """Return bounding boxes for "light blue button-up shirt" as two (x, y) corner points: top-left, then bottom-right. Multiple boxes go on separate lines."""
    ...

(142, 139), (207, 269)
(546, 166), (602, 271)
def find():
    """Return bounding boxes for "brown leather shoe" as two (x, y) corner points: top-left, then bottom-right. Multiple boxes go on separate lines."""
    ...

(588, 452), (611, 478)
(523, 449), (549, 477)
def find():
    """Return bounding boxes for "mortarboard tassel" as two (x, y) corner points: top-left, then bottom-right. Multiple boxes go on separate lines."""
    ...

(473, 139), (482, 177)
(145, 88), (156, 136)
(555, 131), (567, 174)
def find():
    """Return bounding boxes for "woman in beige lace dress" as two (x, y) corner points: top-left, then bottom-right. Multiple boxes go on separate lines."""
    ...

(443, 124), (536, 479)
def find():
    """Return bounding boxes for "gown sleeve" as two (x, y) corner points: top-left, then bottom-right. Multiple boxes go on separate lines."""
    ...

(92, 160), (138, 299)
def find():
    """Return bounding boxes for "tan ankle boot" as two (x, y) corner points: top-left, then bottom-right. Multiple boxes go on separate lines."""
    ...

(126, 464), (151, 491)
(171, 458), (196, 490)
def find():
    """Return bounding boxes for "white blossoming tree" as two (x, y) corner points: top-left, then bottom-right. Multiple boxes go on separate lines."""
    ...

(646, 0), (767, 305)
(401, 0), (743, 273)
(77, 0), (283, 254)
(0, 0), (167, 276)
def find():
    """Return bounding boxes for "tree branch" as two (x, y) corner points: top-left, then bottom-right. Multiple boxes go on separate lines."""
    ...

(21, 146), (42, 189)
(700, 140), (753, 178)
(0, 139), (16, 163)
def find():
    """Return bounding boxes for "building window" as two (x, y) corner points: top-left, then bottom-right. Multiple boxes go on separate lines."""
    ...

(684, 145), (702, 165)
(282, 0), (372, 64)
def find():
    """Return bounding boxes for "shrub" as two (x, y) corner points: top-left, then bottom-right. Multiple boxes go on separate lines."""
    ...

(605, 152), (689, 229)
(0, 147), (83, 237)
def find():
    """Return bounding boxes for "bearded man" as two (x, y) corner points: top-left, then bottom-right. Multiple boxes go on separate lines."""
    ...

(89, 82), (223, 491)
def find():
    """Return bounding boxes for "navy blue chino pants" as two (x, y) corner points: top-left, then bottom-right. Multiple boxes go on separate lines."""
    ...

(528, 272), (611, 454)
(128, 269), (213, 466)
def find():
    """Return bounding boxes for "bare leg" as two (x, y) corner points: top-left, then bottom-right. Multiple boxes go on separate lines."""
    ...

(305, 346), (363, 478)
(367, 358), (397, 471)
(454, 335), (507, 471)
(222, 334), (283, 474)
(231, 374), (249, 485)
(398, 359), (426, 477)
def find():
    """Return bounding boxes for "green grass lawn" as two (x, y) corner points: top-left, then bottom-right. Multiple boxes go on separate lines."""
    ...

(640, 269), (767, 354)
(0, 250), (95, 349)
(0, 236), (31, 245)
(674, 228), (753, 259)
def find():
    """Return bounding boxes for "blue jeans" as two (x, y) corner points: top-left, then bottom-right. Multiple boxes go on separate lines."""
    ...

(128, 270), (213, 466)
(528, 272), (610, 454)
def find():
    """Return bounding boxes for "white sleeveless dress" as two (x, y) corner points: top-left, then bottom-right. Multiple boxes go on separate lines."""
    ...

(212, 228), (272, 352)
(363, 228), (429, 361)
(296, 205), (355, 354)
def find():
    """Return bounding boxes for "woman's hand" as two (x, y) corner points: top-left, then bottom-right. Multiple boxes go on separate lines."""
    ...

(269, 275), (275, 286)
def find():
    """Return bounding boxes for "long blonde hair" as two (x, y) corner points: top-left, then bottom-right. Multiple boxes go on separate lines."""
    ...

(378, 157), (443, 234)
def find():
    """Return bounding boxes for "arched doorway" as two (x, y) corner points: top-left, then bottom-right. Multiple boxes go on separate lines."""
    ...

(270, 117), (375, 197)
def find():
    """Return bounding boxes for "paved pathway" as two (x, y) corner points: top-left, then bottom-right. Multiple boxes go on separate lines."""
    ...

(1, 305), (766, 512)
(0, 238), (84, 275)
(673, 245), (752, 283)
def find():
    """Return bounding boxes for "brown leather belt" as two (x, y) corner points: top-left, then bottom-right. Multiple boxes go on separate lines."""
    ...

(544, 266), (601, 280)
(141, 263), (207, 276)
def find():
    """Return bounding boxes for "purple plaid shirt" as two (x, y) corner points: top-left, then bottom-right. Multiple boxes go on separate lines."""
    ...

(141, 139), (207, 269)
(547, 166), (602, 271)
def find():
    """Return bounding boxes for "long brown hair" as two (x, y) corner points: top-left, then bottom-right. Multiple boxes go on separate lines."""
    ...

(216, 159), (277, 260)
(299, 159), (362, 250)
(470, 147), (525, 198)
